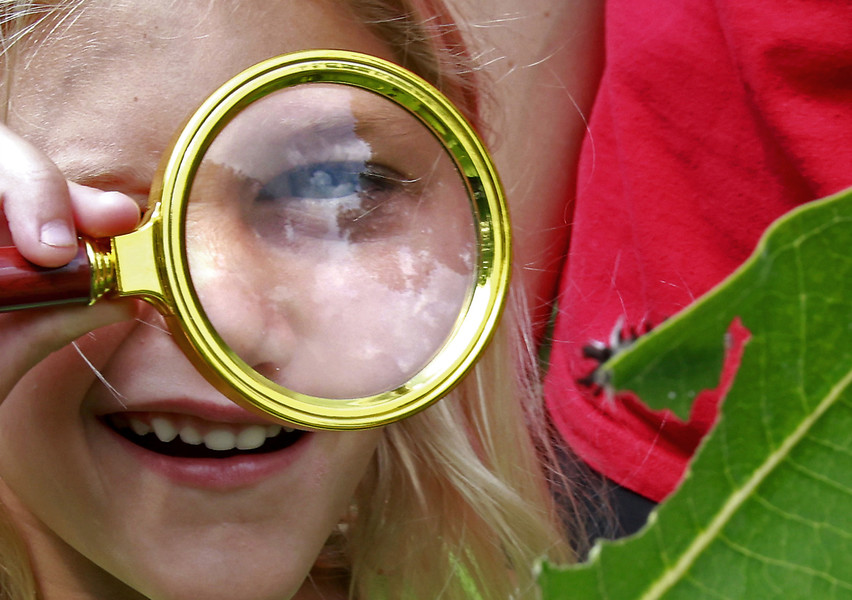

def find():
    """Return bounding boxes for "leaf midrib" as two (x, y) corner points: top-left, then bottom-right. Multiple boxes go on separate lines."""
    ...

(638, 367), (852, 599)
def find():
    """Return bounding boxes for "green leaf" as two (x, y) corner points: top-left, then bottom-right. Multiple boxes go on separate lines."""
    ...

(538, 187), (852, 599)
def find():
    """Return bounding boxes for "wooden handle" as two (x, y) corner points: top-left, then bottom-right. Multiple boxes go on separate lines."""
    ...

(0, 243), (93, 310)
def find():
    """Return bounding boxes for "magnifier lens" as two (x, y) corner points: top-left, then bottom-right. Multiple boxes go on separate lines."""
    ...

(185, 84), (476, 399)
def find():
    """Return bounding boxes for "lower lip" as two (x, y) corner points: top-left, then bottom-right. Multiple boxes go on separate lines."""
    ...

(102, 421), (311, 490)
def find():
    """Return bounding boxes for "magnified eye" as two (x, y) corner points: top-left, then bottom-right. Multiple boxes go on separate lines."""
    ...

(252, 161), (419, 243)
(258, 161), (365, 201)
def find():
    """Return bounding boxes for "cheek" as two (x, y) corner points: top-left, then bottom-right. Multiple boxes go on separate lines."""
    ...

(0, 321), (134, 516)
(0, 351), (81, 510)
(309, 429), (382, 501)
(0, 321), (132, 472)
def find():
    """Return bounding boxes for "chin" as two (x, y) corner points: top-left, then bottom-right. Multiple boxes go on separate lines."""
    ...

(83, 520), (332, 600)
(117, 559), (313, 600)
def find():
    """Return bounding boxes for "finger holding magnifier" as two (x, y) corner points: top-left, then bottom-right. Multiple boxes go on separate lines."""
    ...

(0, 123), (141, 401)
(0, 123), (140, 267)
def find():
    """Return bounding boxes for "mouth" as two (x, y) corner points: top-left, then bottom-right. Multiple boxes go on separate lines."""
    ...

(104, 412), (306, 459)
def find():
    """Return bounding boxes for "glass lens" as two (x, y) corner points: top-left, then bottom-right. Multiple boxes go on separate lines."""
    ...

(184, 84), (476, 399)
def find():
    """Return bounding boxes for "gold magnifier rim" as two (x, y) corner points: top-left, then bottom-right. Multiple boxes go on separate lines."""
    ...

(154, 50), (510, 430)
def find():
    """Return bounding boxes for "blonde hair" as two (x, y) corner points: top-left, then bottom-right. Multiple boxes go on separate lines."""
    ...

(343, 312), (584, 599)
(0, 1), (590, 598)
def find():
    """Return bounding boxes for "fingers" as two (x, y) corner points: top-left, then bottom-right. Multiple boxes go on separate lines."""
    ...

(0, 125), (140, 267)
(68, 181), (140, 238)
(0, 300), (140, 402)
(0, 123), (144, 403)
(0, 125), (78, 267)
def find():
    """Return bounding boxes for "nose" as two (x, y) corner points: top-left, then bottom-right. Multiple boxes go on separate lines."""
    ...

(185, 223), (302, 382)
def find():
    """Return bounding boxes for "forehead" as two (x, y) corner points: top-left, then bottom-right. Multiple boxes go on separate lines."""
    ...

(13, 0), (395, 69)
(10, 0), (395, 98)
(5, 0), (397, 180)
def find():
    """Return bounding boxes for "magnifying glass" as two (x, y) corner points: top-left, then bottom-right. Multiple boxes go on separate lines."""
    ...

(0, 50), (510, 430)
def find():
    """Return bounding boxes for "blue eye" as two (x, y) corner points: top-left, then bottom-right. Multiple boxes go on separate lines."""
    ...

(257, 162), (372, 202)
(246, 161), (418, 243)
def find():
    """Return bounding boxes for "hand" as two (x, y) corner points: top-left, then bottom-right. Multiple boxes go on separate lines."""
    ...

(0, 123), (141, 401)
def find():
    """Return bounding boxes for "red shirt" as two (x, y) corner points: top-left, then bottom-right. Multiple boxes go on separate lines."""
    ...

(544, 0), (852, 502)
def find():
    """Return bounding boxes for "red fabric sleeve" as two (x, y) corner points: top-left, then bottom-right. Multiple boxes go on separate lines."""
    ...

(544, 0), (852, 502)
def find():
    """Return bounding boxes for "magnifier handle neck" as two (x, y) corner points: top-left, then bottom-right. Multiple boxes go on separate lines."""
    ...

(0, 242), (96, 311)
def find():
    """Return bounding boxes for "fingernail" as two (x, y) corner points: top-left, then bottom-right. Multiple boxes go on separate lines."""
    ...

(40, 220), (76, 248)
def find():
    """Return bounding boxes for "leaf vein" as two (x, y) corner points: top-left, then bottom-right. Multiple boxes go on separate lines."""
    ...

(718, 534), (852, 590)
(681, 574), (738, 599)
(783, 457), (852, 497)
(803, 433), (852, 456)
(752, 493), (852, 540)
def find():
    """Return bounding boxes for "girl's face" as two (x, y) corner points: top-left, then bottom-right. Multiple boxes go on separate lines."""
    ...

(0, 2), (400, 599)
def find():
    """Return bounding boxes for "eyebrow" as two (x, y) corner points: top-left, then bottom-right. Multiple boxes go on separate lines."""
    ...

(261, 91), (431, 142)
(350, 105), (430, 139)
(287, 113), (427, 148)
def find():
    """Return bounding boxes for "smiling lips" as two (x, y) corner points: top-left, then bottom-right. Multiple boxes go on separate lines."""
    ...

(105, 412), (304, 458)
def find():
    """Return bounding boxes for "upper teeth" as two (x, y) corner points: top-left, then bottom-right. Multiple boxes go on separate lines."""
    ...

(130, 416), (292, 452)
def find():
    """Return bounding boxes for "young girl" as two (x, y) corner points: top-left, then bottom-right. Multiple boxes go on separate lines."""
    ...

(0, 1), (591, 598)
